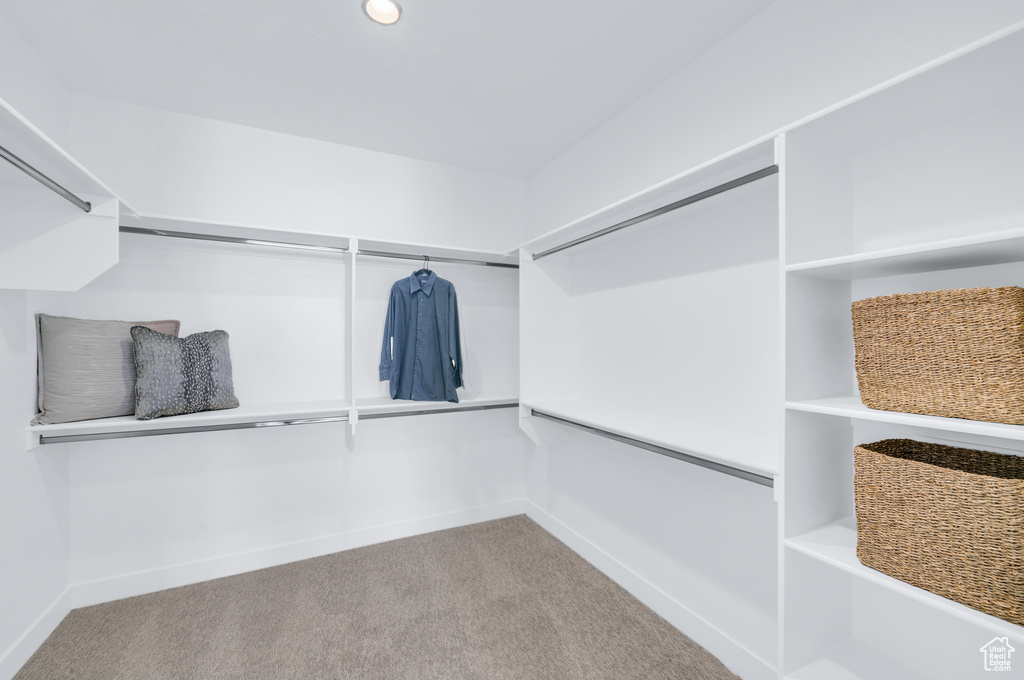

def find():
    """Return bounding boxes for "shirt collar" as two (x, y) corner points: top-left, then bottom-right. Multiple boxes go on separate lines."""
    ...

(409, 271), (437, 296)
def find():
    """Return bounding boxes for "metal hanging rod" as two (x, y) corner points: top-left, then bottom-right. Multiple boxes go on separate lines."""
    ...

(36, 402), (519, 445)
(359, 249), (519, 269)
(37, 414), (350, 445)
(532, 164), (779, 260)
(359, 401), (519, 421)
(120, 226), (350, 254)
(0, 143), (92, 213)
(530, 409), (774, 488)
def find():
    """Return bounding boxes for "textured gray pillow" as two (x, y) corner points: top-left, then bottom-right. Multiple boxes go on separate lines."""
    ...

(131, 326), (240, 420)
(33, 314), (181, 425)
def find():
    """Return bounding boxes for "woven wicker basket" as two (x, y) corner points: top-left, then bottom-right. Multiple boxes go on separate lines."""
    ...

(852, 287), (1024, 425)
(854, 438), (1024, 625)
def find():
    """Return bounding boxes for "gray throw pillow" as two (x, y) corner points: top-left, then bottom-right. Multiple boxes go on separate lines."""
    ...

(33, 314), (181, 425)
(131, 326), (240, 420)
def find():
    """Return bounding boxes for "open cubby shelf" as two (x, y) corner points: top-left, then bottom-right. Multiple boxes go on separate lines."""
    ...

(781, 24), (1024, 680)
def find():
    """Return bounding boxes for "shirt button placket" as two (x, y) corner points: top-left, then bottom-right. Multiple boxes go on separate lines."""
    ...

(413, 293), (422, 395)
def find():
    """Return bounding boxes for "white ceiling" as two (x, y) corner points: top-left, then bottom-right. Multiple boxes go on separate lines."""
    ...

(1, 0), (774, 178)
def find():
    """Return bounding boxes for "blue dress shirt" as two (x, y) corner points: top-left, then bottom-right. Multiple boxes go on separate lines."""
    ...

(379, 270), (464, 402)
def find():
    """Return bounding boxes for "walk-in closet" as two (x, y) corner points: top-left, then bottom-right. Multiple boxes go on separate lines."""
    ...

(2, 3), (1024, 679)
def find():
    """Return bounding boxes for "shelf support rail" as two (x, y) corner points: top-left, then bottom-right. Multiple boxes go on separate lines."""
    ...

(359, 402), (519, 421)
(532, 164), (779, 260)
(530, 409), (774, 487)
(0, 143), (92, 213)
(119, 226), (350, 254)
(34, 402), (519, 445)
(359, 249), (519, 269)
(36, 414), (351, 445)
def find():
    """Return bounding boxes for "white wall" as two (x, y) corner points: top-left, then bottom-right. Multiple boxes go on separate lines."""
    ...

(525, 0), (1024, 239)
(0, 292), (72, 679)
(64, 413), (525, 607)
(0, 12), (69, 148)
(0, 16), (74, 679)
(525, 433), (778, 680)
(68, 95), (528, 253)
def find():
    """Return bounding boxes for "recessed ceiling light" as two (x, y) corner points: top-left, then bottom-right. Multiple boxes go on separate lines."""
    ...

(363, 0), (402, 25)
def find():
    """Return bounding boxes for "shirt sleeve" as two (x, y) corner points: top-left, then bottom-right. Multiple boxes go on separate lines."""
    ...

(448, 284), (464, 389)
(379, 285), (396, 382)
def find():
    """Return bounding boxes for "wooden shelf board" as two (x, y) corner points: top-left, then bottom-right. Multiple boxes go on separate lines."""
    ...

(785, 395), (1024, 441)
(523, 398), (778, 479)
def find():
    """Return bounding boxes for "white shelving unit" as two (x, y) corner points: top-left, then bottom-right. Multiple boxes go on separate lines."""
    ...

(519, 137), (782, 679)
(8, 17), (1024, 680)
(782, 24), (1024, 680)
(520, 21), (1024, 680)
(352, 234), (519, 432)
(520, 137), (781, 477)
(24, 214), (520, 446)
(524, 397), (775, 482)
(0, 95), (124, 291)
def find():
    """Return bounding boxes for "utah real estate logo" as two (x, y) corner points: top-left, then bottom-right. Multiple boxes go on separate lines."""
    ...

(980, 637), (1015, 672)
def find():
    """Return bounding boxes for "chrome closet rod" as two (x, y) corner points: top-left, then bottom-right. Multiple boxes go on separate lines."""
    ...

(530, 409), (774, 488)
(532, 164), (779, 260)
(0, 143), (92, 213)
(359, 249), (519, 269)
(37, 414), (351, 445)
(359, 402), (519, 420)
(119, 226), (350, 254)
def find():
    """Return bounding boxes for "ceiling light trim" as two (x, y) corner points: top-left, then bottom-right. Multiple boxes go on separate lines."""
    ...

(362, 0), (402, 26)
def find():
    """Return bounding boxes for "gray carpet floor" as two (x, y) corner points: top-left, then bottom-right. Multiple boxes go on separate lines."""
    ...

(15, 515), (740, 680)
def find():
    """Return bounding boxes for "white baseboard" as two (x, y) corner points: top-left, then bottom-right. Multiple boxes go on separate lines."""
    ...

(71, 499), (525, 608)
(0, 588), (72, 680)
(524, 501), (776, 680)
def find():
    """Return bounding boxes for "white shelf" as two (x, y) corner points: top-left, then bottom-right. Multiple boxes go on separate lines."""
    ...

(0, 95), (119, 203)
(354, 395), (519, 417)
(786, 395), (1024, 441)
(122, 213), (352, 253)
(523, 398), (778, 479)
(786, 226), (1024, 280)
(787, 638), (931, 680)
(1, 95), (124, 292)
(120, 215), (520, 267)
(28, 400), (351, 447)
(356, 237), (518, 268)
(786, 517), (1024, 640)
(519, 138), (776, 261)
(28, 396), (522, 447)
